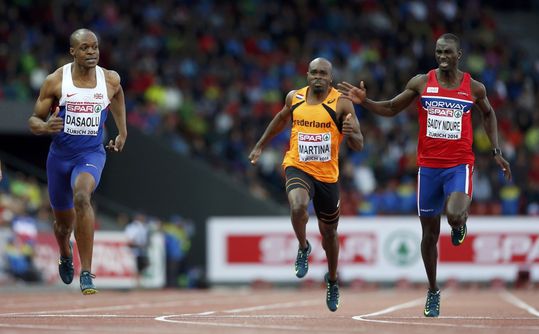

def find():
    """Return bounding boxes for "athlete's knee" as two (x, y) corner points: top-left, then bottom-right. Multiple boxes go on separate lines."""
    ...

(290, 202), (308, 219)
(53, 220), (72, 235)
(320, 227), (337, 240)
(446, 207), (468, 226)
(73, 191), (92, 210)
(421, 227), (440, 244)
(421, 232), (439, 246)
(320, 220), (338, 237)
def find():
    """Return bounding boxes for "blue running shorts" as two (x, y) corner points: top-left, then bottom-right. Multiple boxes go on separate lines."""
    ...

(417, 164), (473, 217)
(46, 146), (106, 210)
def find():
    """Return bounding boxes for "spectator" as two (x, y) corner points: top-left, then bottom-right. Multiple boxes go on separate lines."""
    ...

(162, 215), (192, 288)
(4, 235), (41, 283)
(125, 213), (150, 285)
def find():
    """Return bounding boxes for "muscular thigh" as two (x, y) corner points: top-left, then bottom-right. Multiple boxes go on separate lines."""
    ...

(313, 180), (339, 224)
(70, 147), (106, 191)
(417, 167), (445, 217)
(47, 148), (106, 210)
(443, 164), (473, 198)
(285, 166), (314, 199)
(47, 152), (76, 210)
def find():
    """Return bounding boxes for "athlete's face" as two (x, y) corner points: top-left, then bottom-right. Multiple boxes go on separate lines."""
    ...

(307, 61), (332, 94)
(70, 32), (99, 68)
(435, 39), (461, 72)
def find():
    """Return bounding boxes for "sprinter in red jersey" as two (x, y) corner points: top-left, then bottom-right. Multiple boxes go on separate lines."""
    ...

(338, 33), (511, 317)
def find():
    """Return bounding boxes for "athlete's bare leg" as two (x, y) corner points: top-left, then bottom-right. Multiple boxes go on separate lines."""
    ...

(73, 172), (96, 272)
(288, 187), (310, 250)
(420, 215), (441, 291)
(446, 192), (471, 228)
(319, 220), (339, 281)
(53, 209), (75, 258)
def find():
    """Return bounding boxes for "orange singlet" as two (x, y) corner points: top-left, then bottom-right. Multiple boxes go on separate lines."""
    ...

(282, 86), (343, 183)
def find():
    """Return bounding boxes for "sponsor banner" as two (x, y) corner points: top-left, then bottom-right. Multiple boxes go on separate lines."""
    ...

(1, 229), (165, 289)
(207, 217), (539, 283)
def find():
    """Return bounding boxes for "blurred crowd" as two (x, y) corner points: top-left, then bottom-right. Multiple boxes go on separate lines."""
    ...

(0, 170), (50, 283)
(0, 169), (196, 287)
(2, 0), (539, 215)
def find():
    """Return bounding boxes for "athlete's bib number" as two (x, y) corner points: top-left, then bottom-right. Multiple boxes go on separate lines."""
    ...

(426, 113), (462, 140)
(64, 102), (102, 136)
(298, 132), (331, 162)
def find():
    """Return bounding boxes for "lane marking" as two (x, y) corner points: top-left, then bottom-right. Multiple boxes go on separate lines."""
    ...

(352, 291), (539, 330)
(3, 314), (155, 318)
(500, 290), (539, 317)
(223, 299), (319, 313)
(352, 298), (424, 320)
(155, 315), (363, 333)
(0, 295), (241, 316)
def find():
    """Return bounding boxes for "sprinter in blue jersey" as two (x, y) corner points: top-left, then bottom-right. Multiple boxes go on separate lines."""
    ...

(29, 29), (127, 295)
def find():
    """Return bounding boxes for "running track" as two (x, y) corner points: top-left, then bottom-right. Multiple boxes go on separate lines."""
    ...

(0, 287), (538, 333)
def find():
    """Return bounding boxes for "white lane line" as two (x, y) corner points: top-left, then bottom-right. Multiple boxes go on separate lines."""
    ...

(500, 290), (539, 317)
(0, 323), (89, 331)
(353, 292), (539, 331)
(170, 314), (335, 319)
(155, 298), (355, 332)
(352, 298), (424, 320)
(0, 296), (239, 316)
(375, 316), (539, 320)
(223, 299), (319, 313)
(155, 315), (363, 333)
(3, 314), (155, 318)
(0, 322), (187, 333)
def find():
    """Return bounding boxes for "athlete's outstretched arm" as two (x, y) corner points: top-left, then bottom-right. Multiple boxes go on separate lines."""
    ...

(472, 80), (511, 181)
(249, 91), (294, 164)
(338, 97), (363, 151)
(106, 70), (127, 152)
(338, 75), (424, 117)
(28, 72), (63, 135)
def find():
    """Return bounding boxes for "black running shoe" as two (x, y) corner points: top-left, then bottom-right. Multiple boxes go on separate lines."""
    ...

(451, 224), (467, 246)
(423, 289), (440, 317)
(294, 240), (311, 278)
(58, 242), (74, 284)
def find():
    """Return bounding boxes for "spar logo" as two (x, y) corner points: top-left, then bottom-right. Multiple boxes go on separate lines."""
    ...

(440, 233), (539, 263)
(473, 234), (539, 263)
(384, 230), (420, 266)
(422, 97), (472, 116)
(298, 133), (330, 142)
(66, 103), (95, 113)
(226, 234), (376, 264)
(94, 104), (103, 113)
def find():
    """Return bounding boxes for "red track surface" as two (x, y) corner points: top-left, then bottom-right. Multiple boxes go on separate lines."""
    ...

(0, 287), (538, 333)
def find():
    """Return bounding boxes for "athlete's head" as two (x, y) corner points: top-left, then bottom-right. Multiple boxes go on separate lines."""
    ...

(435, 33), (462, 72)
(69, 28), (99, 68)
(307, 57), (333, 94)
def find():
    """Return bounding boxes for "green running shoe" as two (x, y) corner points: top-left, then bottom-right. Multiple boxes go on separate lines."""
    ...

(80, 271), (98, 295)
(423, 289), (440, 317)
(325, 273), (340, 312)
(295, 240), (311, 278)
(451, 224), (467, 246)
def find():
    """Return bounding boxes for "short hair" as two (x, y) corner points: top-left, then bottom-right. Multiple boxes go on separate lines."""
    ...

(438, 33), (460, 49)
(70, 28), (95, 47)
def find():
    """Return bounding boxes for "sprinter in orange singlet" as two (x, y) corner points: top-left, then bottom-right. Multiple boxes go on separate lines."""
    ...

(249, 57), (363, 312)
